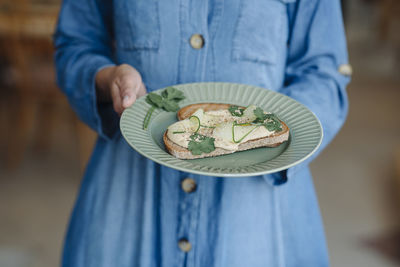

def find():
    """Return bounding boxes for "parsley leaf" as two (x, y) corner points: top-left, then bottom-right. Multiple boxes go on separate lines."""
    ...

(228, 105), (245, 117)
(162, 100), (180, 112)
(253, 107), (282, 132)
(188, 133), (215, 155)
(161, 87), (185, 101)
(146, 93), (163, 108)
(143, 87), (185, 130)
(263, 114), (282, 132)
(253, 107), (268, 123)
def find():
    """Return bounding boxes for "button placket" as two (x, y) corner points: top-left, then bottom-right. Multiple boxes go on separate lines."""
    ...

(175, 2), (208, 264)
(176, 175), (200, 265)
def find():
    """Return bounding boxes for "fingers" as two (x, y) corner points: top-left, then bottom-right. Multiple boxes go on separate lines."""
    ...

(123, 93), (136, 108)
(122, 93), (134, 109)
(109, 64), (148, 115)
(112, 82), (146, 115)
(120, 81), (147, 109)
(120, 82), (138, 109)
(137, 82), (147, 98)
(111, 83), (123, 115)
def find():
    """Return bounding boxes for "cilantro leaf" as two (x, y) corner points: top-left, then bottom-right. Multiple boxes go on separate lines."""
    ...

(162, 87), (185, 101)
(161, 100), (180, 112)
(264, 119), (282, 132)
(143, 87), (185, 130)
(228, 105), (245, 117)
(146, 93), (163, 108)
(263, 114), (282, 132)
(190, 133), (202, 141)
(187, 142), (203, 155)
(264, 113), (280, 122)
(161, 89), (168, 99)
(253, 107), (268, 123)
(252, 107), (282, 132)
(188, 134), (215, 155)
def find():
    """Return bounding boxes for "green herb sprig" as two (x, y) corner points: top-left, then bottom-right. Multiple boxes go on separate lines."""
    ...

(263, 114), (282, 132)
(188, 133), (215, 155)
(253, 107), (268, 123)
(228, 105), (245, 117)
(143, 87), (185, 130)
(253, 107), (282, 132)
(200, 125), (216, 129)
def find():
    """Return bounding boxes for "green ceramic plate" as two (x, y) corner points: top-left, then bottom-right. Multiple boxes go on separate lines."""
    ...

(120, 82), (322, 177)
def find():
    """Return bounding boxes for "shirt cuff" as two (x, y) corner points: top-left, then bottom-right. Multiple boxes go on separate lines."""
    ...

(89, 61), (118, 140)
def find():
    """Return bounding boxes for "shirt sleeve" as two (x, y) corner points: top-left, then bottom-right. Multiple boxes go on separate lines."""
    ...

(271, 0), (350, 184)
(53, 0), (118, 140)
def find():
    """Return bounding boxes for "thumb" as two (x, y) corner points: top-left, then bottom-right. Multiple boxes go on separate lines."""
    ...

(137, 82), (147, 98)
(123, 94), (136, 108)
(121, 87), (135, 108)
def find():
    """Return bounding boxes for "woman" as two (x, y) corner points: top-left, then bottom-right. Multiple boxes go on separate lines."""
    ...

(55, 0), (350, 266)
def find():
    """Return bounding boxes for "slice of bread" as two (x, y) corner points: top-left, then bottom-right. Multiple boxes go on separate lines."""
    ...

(164, 103), (289, 159)
(177, 103), (232, 120)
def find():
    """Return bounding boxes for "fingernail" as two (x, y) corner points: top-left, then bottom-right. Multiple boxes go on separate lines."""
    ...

(123, 95), (130, 107)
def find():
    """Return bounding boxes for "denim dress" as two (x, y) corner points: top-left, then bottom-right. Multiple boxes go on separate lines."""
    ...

(54, 0), (350, 266)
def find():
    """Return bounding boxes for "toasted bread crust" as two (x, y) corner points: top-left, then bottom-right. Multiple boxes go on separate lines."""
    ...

(165, 103), (290, 159)
(177, 103), (233, 120)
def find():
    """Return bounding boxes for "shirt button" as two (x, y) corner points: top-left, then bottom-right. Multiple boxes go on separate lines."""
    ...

(338, 64), (353, 76)
(178, 238), (192, 252)
(181, 178), (197, 193)
(189, 34), (204, 49)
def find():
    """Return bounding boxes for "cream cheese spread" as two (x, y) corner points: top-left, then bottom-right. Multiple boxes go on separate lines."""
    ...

(167, 106), (276, 152)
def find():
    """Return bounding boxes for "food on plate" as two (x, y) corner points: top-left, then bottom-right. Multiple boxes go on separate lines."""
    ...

(163, 103), (289, 159)
(143, 87), (185, 130)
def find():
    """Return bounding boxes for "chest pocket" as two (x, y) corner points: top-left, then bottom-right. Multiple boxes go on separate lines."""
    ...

(232, 0), (296, 65)
(114, 0), (160, 50)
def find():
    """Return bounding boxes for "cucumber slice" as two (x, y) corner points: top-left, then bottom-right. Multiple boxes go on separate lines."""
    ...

(189, 115), (201, 133)
(242, 105), (258, 121)
(232, 122), (260, 143)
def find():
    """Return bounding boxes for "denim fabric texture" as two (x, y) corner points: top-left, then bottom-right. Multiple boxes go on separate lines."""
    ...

(54, 0), (350, 266)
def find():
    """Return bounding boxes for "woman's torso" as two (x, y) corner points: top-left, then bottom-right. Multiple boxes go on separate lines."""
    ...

(63, 1), (329, 266)
(113, 0), (290, 92)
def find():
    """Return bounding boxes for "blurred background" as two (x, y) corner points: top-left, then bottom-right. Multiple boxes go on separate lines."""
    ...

(0, 0), (399, 266)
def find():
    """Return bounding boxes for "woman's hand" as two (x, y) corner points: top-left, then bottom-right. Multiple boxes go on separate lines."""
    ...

(95, 64), (147, 115)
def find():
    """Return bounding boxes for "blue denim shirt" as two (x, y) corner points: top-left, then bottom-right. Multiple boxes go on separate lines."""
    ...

(55, 0), (350, 266)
